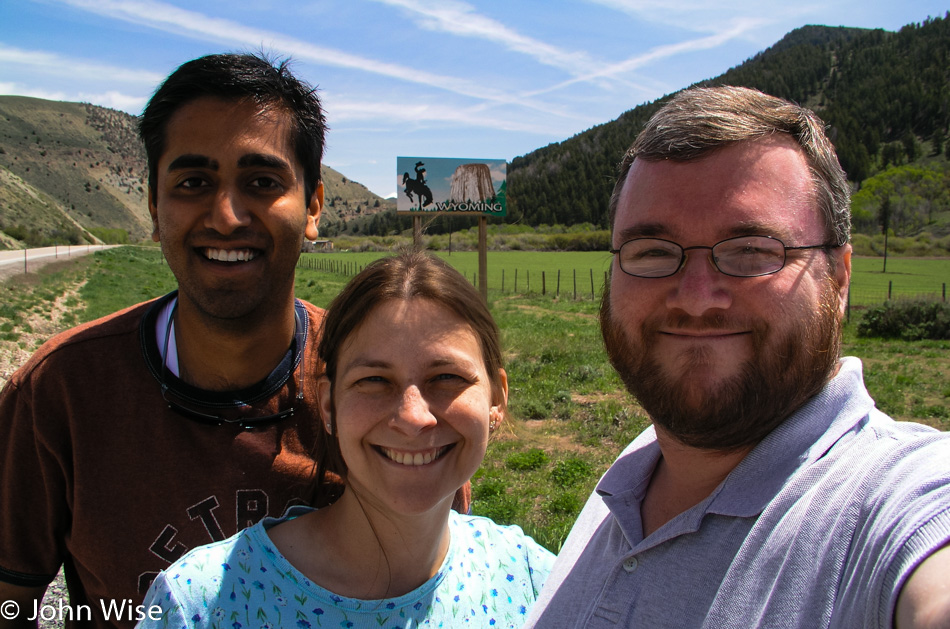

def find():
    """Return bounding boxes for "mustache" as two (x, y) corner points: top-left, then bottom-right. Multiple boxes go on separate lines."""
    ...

(646, 311), (748, 332)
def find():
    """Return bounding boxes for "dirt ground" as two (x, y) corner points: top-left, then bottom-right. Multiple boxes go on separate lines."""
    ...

(1, 256), (90, 628)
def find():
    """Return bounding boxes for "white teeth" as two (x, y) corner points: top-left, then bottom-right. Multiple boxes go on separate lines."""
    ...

(381, 446), (447, 466)
(204, 248), (256, 262)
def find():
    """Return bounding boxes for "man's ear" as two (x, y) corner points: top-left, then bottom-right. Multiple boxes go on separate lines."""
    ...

(305, 181), (324, 241)
(148, 189), (161, 243)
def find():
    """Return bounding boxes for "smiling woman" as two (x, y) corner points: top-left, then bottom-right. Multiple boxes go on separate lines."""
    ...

(137, 250), (555, 629)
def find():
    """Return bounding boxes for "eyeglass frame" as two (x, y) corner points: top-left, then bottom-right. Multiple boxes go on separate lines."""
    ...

(159, 301), (304, 430)
(609, 234), (844, 279)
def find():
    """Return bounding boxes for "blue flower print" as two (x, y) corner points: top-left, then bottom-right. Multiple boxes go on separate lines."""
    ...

(506, 574), (514, 582)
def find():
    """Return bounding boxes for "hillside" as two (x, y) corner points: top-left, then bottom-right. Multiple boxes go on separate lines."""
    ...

(0, 96), (393, 249)
(505, 15), (950, 238)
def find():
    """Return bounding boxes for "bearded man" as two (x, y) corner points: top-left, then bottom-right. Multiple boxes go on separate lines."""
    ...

(525, 86), (950, 629)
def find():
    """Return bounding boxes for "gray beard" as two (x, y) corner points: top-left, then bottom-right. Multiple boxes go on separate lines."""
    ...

(599, 281), (842, 451)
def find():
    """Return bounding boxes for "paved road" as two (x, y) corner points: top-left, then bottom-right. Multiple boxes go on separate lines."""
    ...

(0, 245), (117, 282)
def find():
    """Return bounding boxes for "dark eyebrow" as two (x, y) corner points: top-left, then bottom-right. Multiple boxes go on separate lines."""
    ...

(237, 153), (292, 171)
(615, 223), (669, 243)
(167, 154), (218, 172)
(725, 221), (793, 241)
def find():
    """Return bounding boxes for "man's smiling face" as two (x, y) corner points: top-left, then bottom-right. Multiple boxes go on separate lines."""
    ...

(602, 135), (851, 449)
(149, 97), (322, 323)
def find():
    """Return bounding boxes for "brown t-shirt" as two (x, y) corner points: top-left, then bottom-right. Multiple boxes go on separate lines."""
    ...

(0, 294), (325, 627)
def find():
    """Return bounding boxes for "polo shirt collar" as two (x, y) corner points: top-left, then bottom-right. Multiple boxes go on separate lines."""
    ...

(595, 357), (875, 543)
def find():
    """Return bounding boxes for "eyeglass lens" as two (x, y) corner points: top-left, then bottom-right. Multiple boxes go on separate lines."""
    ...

(618, 236), (786, 278)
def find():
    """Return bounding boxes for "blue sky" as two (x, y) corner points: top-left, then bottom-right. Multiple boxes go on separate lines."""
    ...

(1, 1), (947, 198)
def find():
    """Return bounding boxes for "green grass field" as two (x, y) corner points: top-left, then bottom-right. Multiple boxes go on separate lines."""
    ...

(1, 246), (947, 553)
(849, 256), (950, 306)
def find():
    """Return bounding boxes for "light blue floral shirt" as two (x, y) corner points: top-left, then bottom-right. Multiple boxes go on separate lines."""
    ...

(137, 507), (554, 629)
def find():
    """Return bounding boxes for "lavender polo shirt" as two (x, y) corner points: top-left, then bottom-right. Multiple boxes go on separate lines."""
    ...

(526, 357), (950, 629)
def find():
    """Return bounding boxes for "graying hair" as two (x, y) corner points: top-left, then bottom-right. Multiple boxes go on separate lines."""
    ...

(609, 86), (851, 245)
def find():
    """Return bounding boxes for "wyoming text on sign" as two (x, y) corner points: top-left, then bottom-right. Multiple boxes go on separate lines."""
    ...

(396, 157), (506, 216)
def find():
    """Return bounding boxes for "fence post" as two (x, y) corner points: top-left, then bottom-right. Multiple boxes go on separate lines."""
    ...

(23, 249), (27, 273)
(943, 283), (946, 303)
(573, 269), (577, 300)
(527, 270), (530, 294)
(542, 271), (546, 296)
(590, 268), (595, 300)
(888, 280), (892, 300)
(515, 269), (518, 293)
(502, 269), (505, 293)
(556, 270), (561, 297)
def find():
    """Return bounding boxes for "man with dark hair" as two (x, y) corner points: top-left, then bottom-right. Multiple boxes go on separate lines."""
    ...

(0, 53), (328, 628)
(526, 86), (950, 628)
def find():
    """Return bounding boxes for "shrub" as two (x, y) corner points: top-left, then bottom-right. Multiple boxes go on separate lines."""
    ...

(505, 448), (550, 471)
(472, 477), (508, 501)
(550, 458), (593, 487)
(857, 299), (950, 340)
(544, 492), (582, 515)
(518, 399), (553, 420)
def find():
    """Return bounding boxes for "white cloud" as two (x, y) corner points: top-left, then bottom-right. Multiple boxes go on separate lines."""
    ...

(0, 44), (164, 84)
(585, 0), (817, 33)
(526, 16), (767, 97)
(372, 0), (599, 77)
(78, 90), (149, 113)
(325, 96), (564, 135)
(0, 82), (70, 102)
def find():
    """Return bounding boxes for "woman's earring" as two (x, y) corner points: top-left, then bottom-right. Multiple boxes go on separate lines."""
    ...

(489, 410), (498, 433)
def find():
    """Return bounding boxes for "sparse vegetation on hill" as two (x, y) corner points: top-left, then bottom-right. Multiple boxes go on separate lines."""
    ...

(0, 96), (150, 246)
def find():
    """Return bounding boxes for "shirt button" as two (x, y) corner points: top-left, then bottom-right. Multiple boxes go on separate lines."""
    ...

(622, 557), (638, 572)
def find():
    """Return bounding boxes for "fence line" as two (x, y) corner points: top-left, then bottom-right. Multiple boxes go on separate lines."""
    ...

(298, 257), (947, 307)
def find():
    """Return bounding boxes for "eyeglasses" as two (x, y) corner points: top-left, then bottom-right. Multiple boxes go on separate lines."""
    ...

(610, 235), (841, 279)
(160, 384), (296, 430)
(159, 300), (304, 430)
